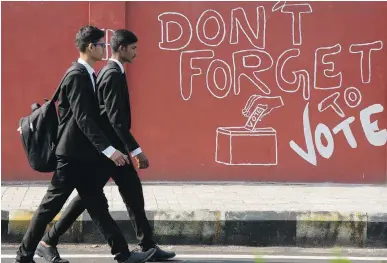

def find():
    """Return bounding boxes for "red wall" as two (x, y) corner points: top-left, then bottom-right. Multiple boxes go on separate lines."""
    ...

(2, 1), (387, 183)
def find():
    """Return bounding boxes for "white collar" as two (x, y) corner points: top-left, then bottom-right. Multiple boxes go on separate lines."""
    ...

(109, 58), (125, 73)
(77, 58), (95, 75)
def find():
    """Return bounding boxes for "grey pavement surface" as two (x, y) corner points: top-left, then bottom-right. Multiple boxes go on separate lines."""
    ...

(2, 245), (387, 263)
(2, 183), (387, 247)
(2, 183), (387, 213)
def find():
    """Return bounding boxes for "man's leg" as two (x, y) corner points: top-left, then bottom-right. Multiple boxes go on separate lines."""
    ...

(70, 160), (155, 263)
(15, 170), (73, 263)
(112, 162), (176, 260)
(41, 173), (110, 248)
(112, 163), (153, 246)
(44, 160), (154, 248)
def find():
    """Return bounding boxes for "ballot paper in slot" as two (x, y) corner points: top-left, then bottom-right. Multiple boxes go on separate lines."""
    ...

(244, 104), (268, 131)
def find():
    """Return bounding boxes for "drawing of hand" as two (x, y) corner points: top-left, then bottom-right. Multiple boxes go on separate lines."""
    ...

(242, 95), (284, 120)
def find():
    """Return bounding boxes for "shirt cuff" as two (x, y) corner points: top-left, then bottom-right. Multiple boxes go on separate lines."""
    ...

(130, 147), (142, 157)
(102, 146), (116, 158)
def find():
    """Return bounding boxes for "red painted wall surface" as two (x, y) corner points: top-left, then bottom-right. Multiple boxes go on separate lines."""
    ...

(2, 1), (387, 183)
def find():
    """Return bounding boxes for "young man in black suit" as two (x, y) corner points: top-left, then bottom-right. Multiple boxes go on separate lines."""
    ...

(36, 29), (176, 262)
(14, 26), (155, 263)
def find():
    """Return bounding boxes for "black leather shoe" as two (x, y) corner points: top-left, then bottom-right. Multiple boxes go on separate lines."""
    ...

(35, 243), (69, 263)
(143, 245), (176, 261)
(120, 248), (156, 263)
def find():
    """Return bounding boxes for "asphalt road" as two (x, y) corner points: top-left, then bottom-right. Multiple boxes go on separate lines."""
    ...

(2, 244), (387, 263)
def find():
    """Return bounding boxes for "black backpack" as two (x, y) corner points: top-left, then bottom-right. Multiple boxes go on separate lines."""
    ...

(18, 67), (79, 172)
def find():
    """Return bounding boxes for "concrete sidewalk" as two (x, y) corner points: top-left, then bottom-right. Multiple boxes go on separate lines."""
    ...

(1, 183), (386, 247)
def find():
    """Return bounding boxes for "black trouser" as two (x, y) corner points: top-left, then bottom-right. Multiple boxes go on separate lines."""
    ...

(16, 157), (130, 263)
(41, 157), (154, 249)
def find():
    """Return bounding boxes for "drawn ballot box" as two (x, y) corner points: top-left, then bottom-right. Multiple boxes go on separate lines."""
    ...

(215, 127), (278, 165)
(215, 95), (283, 165)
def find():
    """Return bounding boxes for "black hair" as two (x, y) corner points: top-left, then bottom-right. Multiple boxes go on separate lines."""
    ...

(111, 29), (138, 52)
(75, 25), (105, 52)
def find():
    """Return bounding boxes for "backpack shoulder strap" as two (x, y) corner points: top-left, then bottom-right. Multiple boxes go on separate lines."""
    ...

(51, 65), (84, 102)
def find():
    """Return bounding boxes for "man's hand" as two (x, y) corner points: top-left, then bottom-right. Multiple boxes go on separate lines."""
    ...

(134, 152), (149, 169)
(110, 150), (130, 166)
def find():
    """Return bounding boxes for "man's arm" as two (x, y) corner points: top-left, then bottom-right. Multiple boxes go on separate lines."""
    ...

(66, 73), (129, 166)
(66, 73), (111, 152)
(101, 71), (141, 155)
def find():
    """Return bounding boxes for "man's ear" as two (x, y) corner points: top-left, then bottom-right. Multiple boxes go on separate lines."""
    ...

(119, 45), (127, 52)
(87, 43), (94, 52)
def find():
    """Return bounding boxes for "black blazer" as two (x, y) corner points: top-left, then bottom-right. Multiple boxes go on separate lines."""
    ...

(96, 60), (140, 154)
(55, 62), (112, 161)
